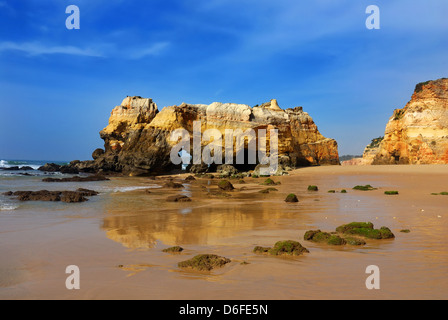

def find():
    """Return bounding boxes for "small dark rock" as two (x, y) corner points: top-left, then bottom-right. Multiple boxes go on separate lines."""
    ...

(162, 246), (184, 253)
(178, 254), (231, 271)
(166, 195), (192, 202)
(285, 194), (299, 202)
(20, 166), (34, 171)
(163, 181), (184, 188)
(38, 163), (62, 172)
(0, 166), (20, 171)
(59, 166), (79, 174)
(218, 180), (234, 191)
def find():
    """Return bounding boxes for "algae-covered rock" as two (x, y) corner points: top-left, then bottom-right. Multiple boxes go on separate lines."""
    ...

(336, 222), (395, 239)
(336, 222), (374, 233)
(400, 229), (411, 233)
(253, 246), (271, 254)
(218, 180), (235, 191)
(162, 246), (184, 253)
(327, 235), (346, 246)
(384, 191), (399, 195)
(285, 194), (299, 202)
(378, 227), (395, 239)
(269, 240), (309, 256)
(178, 254), (231, 271)
(307, 185), (318, 191)
(353, 185), (376, 191)
(344, 237), (367, 246)
(260, 178), (281, 186)
(304, 230), (346, 246)
(253, 241), (309, 256)
(304, 230), (330, 242)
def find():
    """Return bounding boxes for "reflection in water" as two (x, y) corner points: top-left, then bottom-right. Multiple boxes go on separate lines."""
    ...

(101, 182), (319, 249)
(102, 200), (310, 249)
(98, 172), (448, 299)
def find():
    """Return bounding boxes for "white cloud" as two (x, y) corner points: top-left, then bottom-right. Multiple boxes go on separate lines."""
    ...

(0, 41), (104, 57)
(129, 42), (170, 59)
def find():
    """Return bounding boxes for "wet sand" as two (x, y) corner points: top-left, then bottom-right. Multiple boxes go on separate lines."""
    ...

(0, 165), (447, 300)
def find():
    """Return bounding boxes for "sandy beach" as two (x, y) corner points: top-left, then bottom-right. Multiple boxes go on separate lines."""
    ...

(0, 165), (447, 300)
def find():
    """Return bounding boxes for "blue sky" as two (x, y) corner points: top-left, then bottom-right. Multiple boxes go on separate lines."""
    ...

(0, 0), (447, 161)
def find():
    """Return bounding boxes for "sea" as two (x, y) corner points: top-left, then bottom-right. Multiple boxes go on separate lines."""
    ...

(0, 159), (161, 211)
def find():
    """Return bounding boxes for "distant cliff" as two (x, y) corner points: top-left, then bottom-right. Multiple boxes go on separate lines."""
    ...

(70, 97), (339, 175)
(372, 78), (448, 165)
(341, 137), (383, 166)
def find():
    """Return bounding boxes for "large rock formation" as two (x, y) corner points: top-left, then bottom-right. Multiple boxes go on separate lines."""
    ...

(372, 78), (448, 164)
(69, 97), (339, 175)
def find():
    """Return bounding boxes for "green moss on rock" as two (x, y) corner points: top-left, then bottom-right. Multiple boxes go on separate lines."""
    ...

(269, 240), (309, 256)
(353, 185), (377, 191)
(336, 222), (395, 239)
(308, 185), (319, 191)
(253, 241), (309, 256)
(178, 254), (231, 271)
(253, 246), (271, 254)
(384, 191), (399, 195)
(336, 222), (374, 233)
(327, 235), (346, 246)
(432, 191), (448, 196)
(304, 230), (346, 246)
(379, 227), (395, 239)
(218, 180), (235, 191)
(260, 178), (280, 186)
(285, 194), (299, 202)
(344, 237), (366, 246)
(259, 187), (279, 194)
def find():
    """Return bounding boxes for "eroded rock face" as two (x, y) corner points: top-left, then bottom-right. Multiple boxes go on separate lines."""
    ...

(342, 137), (383, 166)
(74, 97), (339, 175)
(372, 78), (448, 165)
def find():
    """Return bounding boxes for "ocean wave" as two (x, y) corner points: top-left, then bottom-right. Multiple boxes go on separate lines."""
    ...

(0, 159), (41, 170)
(0, 200), (19, 211)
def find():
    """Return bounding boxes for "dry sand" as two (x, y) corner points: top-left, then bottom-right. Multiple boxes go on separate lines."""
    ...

(0, 165), (447, 300)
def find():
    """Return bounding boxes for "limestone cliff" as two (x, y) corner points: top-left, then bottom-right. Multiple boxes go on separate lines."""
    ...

(372, 78), (448, 165)
(73, 97), (339, 175)
(342, 137), (383, 166)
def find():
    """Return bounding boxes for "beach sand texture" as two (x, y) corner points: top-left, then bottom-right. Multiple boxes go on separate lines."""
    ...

(0, 165), (447, 300)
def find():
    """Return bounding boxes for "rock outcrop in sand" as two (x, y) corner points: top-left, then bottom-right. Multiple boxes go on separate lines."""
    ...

(66, 97), (339, 175)
(372, 78), (448, 164)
